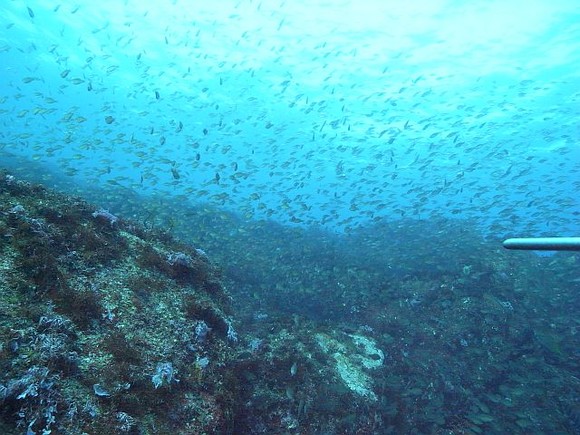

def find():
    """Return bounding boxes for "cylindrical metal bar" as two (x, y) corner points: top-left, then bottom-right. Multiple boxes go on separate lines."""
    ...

(503, 237), (580, 251)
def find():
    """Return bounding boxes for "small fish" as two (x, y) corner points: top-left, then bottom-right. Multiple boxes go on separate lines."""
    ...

(176, 121), (183, 133)
(159, 136), (166, 145)
(171, 167), (180, 179)
(27, 7), (34, 18)
(93, 384), (111, 397)
(60, 69), (70, 78)
(155, 90), (160, 100)
(290, 362), (297, 376)
(70, 78), (84, 85)
(203, 128), (208, 135)
(104, 116), (114, 124)
(22, 77), (39, 83)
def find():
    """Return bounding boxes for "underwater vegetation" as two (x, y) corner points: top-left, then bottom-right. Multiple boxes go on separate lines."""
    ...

(1, 171), (578, 434)
(0, 171), (237, 434)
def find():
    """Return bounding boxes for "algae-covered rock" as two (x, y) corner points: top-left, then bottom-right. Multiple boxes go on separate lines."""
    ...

(315, 331), (384, 401)
(0, 171), (237, 434)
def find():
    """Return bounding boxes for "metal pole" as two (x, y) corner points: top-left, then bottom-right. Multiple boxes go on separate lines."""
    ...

(503, 237), (580, 251)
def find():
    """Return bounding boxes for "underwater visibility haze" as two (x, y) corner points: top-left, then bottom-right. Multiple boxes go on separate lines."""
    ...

(0, 0), (579, 434)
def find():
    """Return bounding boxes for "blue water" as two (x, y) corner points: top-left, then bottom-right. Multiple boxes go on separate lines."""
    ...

(1, 0), (579, 237)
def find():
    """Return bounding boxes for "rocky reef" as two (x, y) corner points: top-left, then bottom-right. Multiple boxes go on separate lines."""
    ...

(0, 171), (236, 434)
(1, 171), (578, 434)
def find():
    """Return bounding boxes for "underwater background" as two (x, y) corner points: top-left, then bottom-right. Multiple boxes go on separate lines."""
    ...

(0, 0), (579, 434)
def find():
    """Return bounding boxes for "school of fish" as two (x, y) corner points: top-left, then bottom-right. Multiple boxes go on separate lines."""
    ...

(0, 1), (578, 237)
